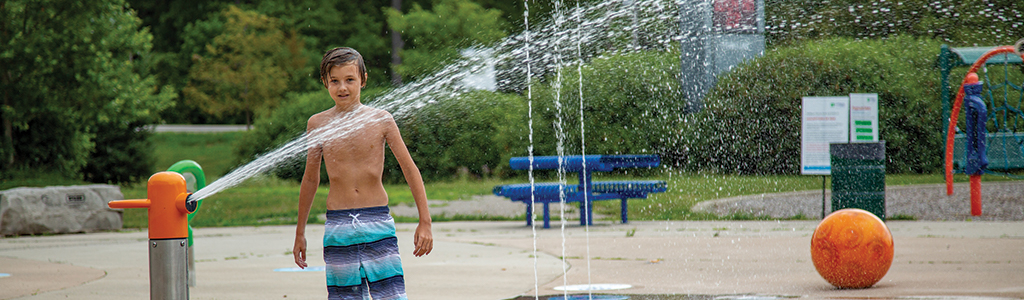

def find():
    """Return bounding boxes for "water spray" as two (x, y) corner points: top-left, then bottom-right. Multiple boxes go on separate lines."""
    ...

(108, 172), (197, 300)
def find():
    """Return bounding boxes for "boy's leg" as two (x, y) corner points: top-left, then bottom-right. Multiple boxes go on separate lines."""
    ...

(359, 211), (406, 300)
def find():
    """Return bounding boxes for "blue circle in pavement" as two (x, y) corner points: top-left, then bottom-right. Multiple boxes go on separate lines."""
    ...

(273, 266), (325, 272)
(0, 273), (10, 278)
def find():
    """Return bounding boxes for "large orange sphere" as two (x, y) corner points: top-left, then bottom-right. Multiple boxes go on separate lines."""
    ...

(811, 208), (894, 289)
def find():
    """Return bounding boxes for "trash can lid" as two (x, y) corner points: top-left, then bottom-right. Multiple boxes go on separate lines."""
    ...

(830, 141), (886, 160)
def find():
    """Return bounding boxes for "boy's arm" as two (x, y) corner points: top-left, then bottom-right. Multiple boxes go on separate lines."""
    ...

(383, 114), (432, 257)
(294, 118), (324, 268)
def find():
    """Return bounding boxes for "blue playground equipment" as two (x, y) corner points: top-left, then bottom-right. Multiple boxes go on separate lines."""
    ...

(493, 155), (667, 228)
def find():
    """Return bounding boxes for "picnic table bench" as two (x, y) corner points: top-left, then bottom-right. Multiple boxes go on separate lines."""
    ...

(492, 155), (667, 228)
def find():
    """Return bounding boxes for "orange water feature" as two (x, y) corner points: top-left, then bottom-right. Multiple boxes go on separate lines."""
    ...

(810, 208), (894, 289)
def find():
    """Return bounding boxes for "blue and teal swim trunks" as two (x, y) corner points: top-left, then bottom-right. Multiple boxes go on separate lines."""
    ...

(324, 206), (407, 300)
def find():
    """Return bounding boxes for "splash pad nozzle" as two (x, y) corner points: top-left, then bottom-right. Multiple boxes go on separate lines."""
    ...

(108, 171), (197, 300)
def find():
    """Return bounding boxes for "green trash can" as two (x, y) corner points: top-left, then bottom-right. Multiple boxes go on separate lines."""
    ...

(830, 141), (886, 221)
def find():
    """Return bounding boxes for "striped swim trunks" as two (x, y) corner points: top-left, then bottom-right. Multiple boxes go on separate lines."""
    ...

(324, 206), (407, 300)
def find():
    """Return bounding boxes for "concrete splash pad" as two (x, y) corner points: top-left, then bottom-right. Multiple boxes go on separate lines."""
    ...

(1, 221), (1022, 299)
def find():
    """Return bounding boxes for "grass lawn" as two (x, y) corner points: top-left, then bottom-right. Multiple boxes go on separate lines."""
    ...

(148, 132), (246, 181)
(6, 131), (1020, 228)
(121, 170), (998, 228)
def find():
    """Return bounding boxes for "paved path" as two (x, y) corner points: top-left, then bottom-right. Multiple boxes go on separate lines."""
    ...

(146, 124), (249, 133)
(693, 181), (1024, 221)
(2, 220), (1022, 300)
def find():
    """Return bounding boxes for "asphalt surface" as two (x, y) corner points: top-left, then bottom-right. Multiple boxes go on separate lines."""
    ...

(1, 220), (1022, 300)
(146, 124), (249, 133)
(2, 128), (1022, 300)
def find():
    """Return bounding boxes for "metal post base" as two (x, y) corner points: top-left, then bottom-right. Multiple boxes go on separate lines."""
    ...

(150, 238), (188, 300)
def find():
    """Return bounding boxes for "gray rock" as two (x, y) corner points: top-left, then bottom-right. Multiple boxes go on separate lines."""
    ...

(1, 185), (124, 236)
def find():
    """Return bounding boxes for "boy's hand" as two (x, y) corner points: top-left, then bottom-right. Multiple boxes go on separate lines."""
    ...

(413, 223), (433, 257)
(293, 235), (307, 268)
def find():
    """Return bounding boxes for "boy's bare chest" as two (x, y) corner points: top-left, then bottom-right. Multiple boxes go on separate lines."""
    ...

(320, 128), (386, 159)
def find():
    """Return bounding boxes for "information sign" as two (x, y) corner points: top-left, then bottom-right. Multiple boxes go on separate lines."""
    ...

(801, 97), (850, 175)
(849, 93), (880, 142)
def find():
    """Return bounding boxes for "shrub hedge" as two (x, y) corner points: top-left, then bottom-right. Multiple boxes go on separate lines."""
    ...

(387, 90), (529, 182)
(529, 50), (688, 164)
(234, 90), (335, 183)
(674, 36), (945, 174)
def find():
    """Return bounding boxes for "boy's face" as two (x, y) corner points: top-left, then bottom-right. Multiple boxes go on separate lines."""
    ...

(323, 63), (366, 107)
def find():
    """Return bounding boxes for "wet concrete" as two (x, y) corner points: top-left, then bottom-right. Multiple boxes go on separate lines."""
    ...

(1, 220), (1022, 300)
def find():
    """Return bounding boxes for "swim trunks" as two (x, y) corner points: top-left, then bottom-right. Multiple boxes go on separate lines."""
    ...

(324, 206), (407, 300)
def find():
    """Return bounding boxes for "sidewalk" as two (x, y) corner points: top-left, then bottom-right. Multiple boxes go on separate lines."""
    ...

(146, 124), (249, 133)
(2, 220), (1022, 299)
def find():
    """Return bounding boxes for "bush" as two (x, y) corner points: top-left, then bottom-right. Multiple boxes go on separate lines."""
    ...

(675, 36), (945, 174)
(529, 50), (688, 163)
(234, 91), (335, 182)
(81, 120), (156, 184)
(389, 90), (529, 182)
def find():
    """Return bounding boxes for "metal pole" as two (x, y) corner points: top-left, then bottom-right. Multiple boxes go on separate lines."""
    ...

(821, 176), (826, 219)
(151, 239), (189, 300)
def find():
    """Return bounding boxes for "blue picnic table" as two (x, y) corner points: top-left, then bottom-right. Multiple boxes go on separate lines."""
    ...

(492, 155), (667, 228)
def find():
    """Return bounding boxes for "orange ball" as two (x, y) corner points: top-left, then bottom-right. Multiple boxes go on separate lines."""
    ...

(811, 208), (894, 289)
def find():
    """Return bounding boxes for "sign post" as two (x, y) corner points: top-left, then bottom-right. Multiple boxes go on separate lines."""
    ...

(801, 96), (850, 218)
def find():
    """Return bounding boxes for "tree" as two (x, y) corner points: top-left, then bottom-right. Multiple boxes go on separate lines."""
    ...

(1, 0), (174, 181)
(129, 0), (234, 124)
(384, 0), (509, 82)
(183, 5), (306, 129)
(765, 0), (1024, 47)
(252, 0), (411, 89)
(390, 0), (405, 86)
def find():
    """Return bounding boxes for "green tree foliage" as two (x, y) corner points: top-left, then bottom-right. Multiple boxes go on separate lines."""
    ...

(530, 50), (688, 162)
(385, 0), (509, 81)
(251, 0), (406, 88)
(766, 0), (1024, 47)
(1, 0), (174, 182)
(183, 5), (306, 128)
(391, 90), (528, 182)
(677, 36), (944, 174)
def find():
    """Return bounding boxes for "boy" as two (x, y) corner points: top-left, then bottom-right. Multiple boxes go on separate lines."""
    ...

(294, 47), (432, 300)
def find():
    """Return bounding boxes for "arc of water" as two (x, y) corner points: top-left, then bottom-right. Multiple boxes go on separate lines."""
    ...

(191, 107), (384, 201)
(190, 0), (688, 202)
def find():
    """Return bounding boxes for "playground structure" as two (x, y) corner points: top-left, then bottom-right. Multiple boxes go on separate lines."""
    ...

(108, 172), (198, 300)
(166, 160), (206, 287)
(940, 41), (1024, 216)
(105, 160), (205, 300)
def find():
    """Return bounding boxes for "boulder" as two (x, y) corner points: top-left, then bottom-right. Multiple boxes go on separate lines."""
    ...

(1, 185), (124, 236)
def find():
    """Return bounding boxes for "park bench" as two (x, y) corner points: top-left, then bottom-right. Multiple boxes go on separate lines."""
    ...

(492, 155), (667, 228)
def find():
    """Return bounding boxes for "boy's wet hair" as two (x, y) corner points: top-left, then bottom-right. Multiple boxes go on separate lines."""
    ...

(319, 47), (367, 87)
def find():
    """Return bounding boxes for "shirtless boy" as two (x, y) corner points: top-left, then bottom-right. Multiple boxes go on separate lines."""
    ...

(293, 47), (432, 300)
